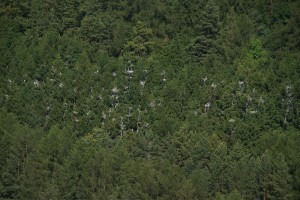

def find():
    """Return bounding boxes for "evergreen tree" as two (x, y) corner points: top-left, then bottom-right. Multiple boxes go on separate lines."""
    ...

(188, 0), (220, 61)
(124, 21), (155, 59)
(257, 150), (292, 200)
(62, 0), (80, 30)
(0, 0), (299, 199)
(29, 0), (59, 35)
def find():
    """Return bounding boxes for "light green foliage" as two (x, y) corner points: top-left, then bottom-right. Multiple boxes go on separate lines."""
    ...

(216, 190), (244, 200)
(125, 21), (155, 59)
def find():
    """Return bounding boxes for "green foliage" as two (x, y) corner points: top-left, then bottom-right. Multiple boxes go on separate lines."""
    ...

(124, 21), (155, 59)
(216, 190), (244, 200)
(188, 0), (220, 61)
(80, 14), (114, 47)
(257, 150), (292, 200)
(0, 0), (299, 199)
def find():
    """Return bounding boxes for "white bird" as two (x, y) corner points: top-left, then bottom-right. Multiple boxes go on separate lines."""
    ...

(205, 102), (211, 108)
(140, 80), (146, 87)
(112, 87), (119, 93)
(259, 97), (265, 104)
(229, 119), (235, 123)
(33, 80), (39, 87)
(126, 69), (134, 74)
(238, 81), (244, 87)
(150, 101), (156, 108)
(204, 102), (211, 113)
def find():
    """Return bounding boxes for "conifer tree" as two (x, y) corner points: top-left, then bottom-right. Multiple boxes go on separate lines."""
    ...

(124, 21), (155, 59)
(188, 0), (220, 61)
(257, 150), (292, 200)
(62, 0), (80, 30)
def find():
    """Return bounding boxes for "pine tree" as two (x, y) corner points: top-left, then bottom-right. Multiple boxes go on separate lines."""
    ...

(29, 0), (59, 35)
(188, 0), (220, 61)
(62, 0), (80, 30)
(257, 150), (292, 200)
(80, 14), (115, 49)
(124, 21), (155, 59)
(218, 7), (242, 63)
(20, 125), (74, 199)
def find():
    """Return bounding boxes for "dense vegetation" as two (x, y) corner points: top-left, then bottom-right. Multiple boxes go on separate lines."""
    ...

(0, 0), (300, 199)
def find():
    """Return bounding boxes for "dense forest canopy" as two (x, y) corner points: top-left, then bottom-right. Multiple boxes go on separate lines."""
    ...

(0, 0), (300, 199)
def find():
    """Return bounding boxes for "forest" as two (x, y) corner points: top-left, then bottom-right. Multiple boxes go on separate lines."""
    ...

(0, 0), (300, 199)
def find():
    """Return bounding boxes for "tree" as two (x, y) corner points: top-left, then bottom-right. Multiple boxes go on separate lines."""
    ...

(257, 150), (292, 200)
(111, 21), (126, 57)
(62, 0), (80, 30)
(124, 21), (155, 59)
(216, 190), (244, 200)
(29, 0), (60, 35)
(218, 7), (242, 63)
(188, 0), (220, 61)
(80, 14), (111, 46)
(190, 168), (211, 199)
(20, 125), (74, 199)
(227, 143), (258, 199)
(0, 117), (41, 199)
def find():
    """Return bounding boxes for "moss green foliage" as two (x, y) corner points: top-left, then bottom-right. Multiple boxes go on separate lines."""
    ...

(0, 0), (300, 199)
